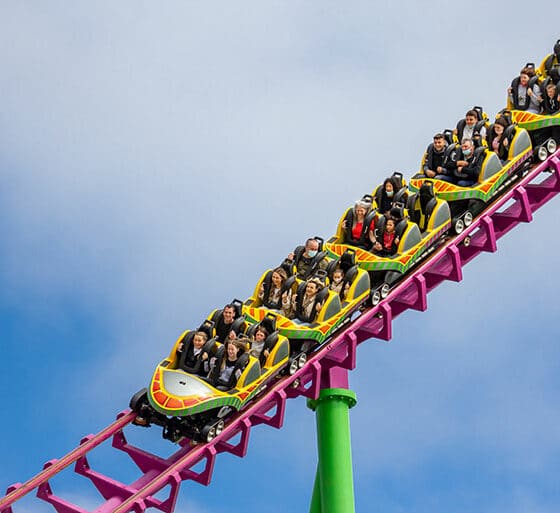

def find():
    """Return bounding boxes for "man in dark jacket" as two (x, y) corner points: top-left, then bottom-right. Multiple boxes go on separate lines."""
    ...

(445, 138), (483, 187)
(422, 133), (448, 178)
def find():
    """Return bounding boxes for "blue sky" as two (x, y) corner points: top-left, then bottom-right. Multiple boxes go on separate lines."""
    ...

(1, 2), (560, 513)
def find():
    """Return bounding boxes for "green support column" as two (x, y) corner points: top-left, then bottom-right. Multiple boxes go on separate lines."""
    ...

(307, 387), (357, 513)
(309, 466), (322, 513)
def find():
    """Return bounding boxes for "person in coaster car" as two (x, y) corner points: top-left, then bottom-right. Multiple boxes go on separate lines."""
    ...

(342, 199), (376, 249)
(422, 133), (448, 178)
(249, 326), (269, 360)
(376, 178), (399, 216)
(178, 331), (211, 376)
(487, 117), (510, 161)
(257, 266), (293, 317)
(286, 238), (327, 279)
(437, 138), (483, 187)
(541, 81), (560, 115)
(508, 66), (542, 114)
(210, 339), (248, 390)
(372, 218), (400, 257)
(454, 109), (487, 144)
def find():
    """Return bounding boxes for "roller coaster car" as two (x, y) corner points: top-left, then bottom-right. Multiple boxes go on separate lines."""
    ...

(325, 183), (451, 303)
(130, 322), (290, 443)
(244, 265), (370, 350)
(508, 108), (560, 147)
(508, 50), (560, 145)
(409, 126), (535, 233)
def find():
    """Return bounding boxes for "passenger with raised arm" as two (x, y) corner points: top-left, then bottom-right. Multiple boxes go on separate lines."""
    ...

(455, 109), (487, 143)
(179, 331), (210, 376)
(249, 326), (269, 360)
(342, 198), (376, 249)
(508, 66), (542, 113)
(541, 82), (560, 115)
(214, 304), (238, 342)
(226, 322), (245, 341)
(443, 138), (484, 187)
(372, 218), (400, 257)
(422, 133), (448, 178)
(286, 238), (327, 280)
(542, 39), (560, 84)
(257, 266), (293, 317)
(293, 278), (325, 323)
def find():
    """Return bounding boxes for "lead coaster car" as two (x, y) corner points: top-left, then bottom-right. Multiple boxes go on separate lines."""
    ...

(129, 326), (290, 443)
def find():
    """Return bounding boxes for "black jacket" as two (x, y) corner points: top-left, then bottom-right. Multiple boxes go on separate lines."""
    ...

(447, 148), (484, 181)
(423, 143), (447, 174)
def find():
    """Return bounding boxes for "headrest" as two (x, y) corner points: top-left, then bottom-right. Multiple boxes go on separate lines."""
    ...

(197, 320), (215, 338)
(473, 106), (484, 121)
(233, 299), (244, 317)
(260, 313), (277, 334)
(419, 182), (435, 211)
(390, 205), (405, 221)
(229, 317), (246, 337)
(339, 249), (356, 270)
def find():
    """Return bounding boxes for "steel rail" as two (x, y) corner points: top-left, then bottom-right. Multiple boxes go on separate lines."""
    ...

(0, 411), (136, 513)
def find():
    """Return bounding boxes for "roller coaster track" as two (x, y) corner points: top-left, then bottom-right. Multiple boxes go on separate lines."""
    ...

(1, 152), (559, 513)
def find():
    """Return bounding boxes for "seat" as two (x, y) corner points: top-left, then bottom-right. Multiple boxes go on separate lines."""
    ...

(246, 315), (282, 367)
(389, 205), (406, 222)
(406, 182), (438, 232)
(197, 320), (215, 339)
(478, 149), (502, 182)
(443, 129), (455, 145)
(246, 313), (278, 339)
(506, 126), (531, 160)
(175, 331), (195, 369)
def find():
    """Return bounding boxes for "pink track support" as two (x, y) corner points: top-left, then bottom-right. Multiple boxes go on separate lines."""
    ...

(2, 152), (559, 513)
